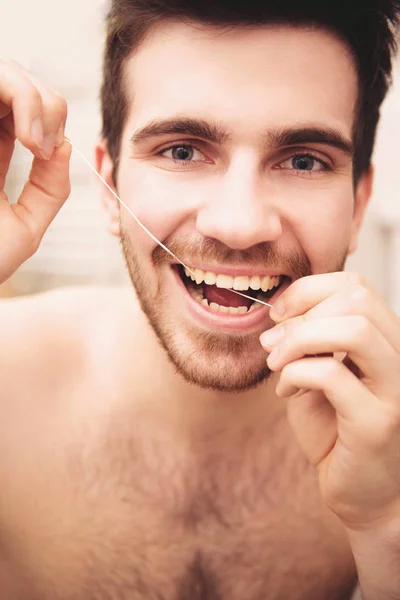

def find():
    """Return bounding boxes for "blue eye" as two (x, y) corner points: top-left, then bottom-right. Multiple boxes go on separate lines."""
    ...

(292, 156), (316, 171)
(170, 145), (194, 161)
(161, 144), (205, 163)
(281, 154), (327, 173)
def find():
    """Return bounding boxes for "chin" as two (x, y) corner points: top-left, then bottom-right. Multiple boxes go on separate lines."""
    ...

(151, 316), (273, 392)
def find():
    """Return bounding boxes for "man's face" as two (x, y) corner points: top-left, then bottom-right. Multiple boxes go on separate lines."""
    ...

(108, 22), (362, 392)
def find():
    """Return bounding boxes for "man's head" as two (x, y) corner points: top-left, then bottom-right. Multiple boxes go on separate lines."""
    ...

(96, 1), (399, 393)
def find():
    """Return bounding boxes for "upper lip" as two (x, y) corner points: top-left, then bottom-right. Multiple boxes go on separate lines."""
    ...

(174, 263), (288, 278)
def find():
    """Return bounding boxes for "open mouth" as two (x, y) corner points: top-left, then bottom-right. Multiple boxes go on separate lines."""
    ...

(177, 265), (288, 315)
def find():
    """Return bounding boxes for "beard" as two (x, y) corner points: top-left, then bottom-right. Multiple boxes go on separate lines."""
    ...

(121, 229), (346, 393)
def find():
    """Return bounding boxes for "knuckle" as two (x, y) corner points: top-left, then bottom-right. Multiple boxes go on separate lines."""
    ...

(27, 229), (42, 255)
(351, 314), (371, 344)
(24, 84), (41, 106)
(323, 357), (341, 381)
(18, 226), (41, 259)
(313, 358), (341, 392)
(348, 284), (370, 314)
(347, 272), (366, 287)
(53, 92), (68, 121)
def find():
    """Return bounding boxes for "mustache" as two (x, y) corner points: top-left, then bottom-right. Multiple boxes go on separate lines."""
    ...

(153, 235), (312, 280)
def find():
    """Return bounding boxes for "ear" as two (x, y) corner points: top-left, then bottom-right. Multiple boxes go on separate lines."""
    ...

(95, 140), (121, 238)
(348, 165), (374, 255)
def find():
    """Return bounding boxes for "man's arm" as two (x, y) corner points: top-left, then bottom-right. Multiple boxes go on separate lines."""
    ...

(347, 521), (400, 600)
(260, 273), (400, 600)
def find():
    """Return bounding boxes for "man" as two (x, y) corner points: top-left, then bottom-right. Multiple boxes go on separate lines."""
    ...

(0, 1), (400, 598)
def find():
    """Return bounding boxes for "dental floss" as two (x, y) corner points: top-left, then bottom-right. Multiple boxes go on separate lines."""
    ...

(67, 139), (273, 310)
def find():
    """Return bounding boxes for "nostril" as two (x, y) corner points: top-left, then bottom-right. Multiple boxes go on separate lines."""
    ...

(196, 212), (282, 250)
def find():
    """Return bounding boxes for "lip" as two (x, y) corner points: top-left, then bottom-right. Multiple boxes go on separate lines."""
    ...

(172, 266), (290, 333)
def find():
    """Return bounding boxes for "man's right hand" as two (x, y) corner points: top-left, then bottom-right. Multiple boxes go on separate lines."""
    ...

(0, 59), (71, 285)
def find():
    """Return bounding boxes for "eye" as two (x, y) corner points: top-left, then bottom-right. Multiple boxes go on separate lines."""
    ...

(280, 154), (328, 173)
(160, 144), (206, 163)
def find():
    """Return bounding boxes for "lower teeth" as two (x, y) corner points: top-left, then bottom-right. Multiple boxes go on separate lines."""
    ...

(187, 284), (264, 315)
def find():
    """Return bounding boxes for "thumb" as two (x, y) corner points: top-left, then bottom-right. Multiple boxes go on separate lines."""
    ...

(13, 140), (72, 242)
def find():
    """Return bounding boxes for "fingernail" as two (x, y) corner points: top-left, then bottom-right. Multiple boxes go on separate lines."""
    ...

(41, 134), (56, 160)
(260, 326), (285, 347)
(31, 118), (44, 147)
(55, 125), (64, 148)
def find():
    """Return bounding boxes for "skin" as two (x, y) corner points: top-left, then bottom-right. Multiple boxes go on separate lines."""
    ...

(98, 22), (365, 395)
(0, 21), (398, 600)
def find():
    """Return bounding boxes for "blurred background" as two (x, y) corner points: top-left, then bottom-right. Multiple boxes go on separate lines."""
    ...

(1, 0), (400, 313)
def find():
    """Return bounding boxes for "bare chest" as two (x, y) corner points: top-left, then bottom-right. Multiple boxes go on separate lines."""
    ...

(1, 417), (357, 600)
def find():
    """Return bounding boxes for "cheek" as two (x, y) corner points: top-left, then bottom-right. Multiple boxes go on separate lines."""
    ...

(287, 187), (354, 272)
(117, 156), (204, 255)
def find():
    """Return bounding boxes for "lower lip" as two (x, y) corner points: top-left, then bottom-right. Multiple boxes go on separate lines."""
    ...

(172, 267), (289, 332)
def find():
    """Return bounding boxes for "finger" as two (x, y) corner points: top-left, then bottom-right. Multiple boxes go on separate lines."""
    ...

(12, 61), (68, 158)
(0, 112), (15, 189)
(300, 284), (400, 354)
(270, 272), (368, 323)
(16, 141), (72, 236)
(0, 59), (44, 158)
(277, 357), (374, 420)
(264, 316), (400, 396)
(26, 72), (67, 157)
(0, 141), (72, 281)
(285, 388), (338, 467)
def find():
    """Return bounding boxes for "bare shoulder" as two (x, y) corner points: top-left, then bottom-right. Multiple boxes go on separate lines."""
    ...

(0, 285), (135, 394)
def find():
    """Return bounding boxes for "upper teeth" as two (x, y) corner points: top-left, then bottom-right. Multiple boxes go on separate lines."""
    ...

(184, 268), (282, 292)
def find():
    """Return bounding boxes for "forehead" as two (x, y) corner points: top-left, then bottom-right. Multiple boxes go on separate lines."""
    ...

(123, 21), (358, 138)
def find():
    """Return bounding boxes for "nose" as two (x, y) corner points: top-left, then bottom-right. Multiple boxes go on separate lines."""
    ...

(196, 164), (282, 250)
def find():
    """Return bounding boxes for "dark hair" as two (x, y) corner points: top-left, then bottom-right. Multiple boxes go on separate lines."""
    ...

(101, 0), (400, 184)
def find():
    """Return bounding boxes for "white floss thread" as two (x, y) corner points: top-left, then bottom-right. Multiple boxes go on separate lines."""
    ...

(67, 139), (273, 309)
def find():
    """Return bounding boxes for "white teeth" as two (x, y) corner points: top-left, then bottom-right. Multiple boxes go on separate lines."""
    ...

(182, 266), (282, 293)
(215, 274), (234, 289)
(229, 306), (249, 314)
(187, 284), (204, 302)
(195, 269), (204, 285)
(188, 286), (265, 315)
(183, 266), (283, 317)
(233, 276), (250, 291)
(219, 305), (230, 313)
(261, 276), (270, 292)
(249, 275), (261, 291)
(204, 271), (217, 285)
(186, 281), (267, 314)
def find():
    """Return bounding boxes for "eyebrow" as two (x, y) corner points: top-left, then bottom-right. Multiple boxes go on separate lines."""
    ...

(130, 118), (230, 146)
(266, 126), (354, 156)
(130, 118), (354, 156)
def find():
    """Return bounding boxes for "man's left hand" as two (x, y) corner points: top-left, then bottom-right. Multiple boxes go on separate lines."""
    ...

(260, 272), (400, 532)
